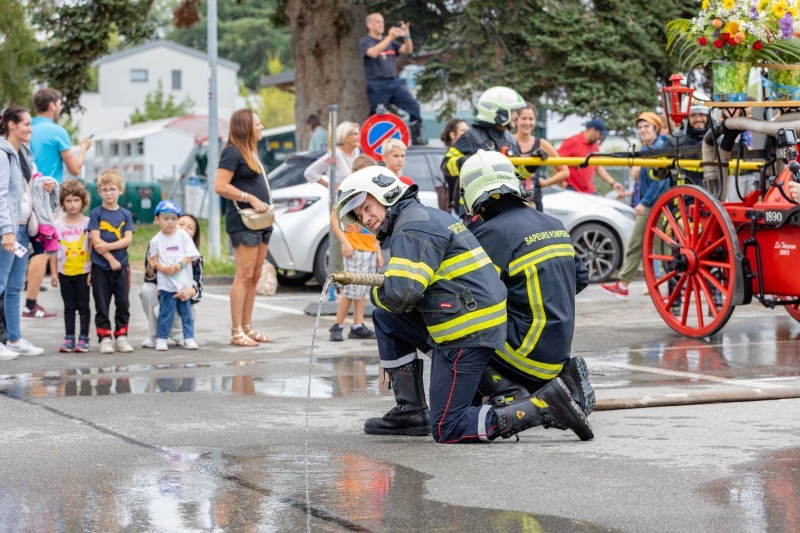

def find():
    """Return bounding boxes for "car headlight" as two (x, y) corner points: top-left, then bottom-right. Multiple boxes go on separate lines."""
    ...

(613, 205), (636, 221)
(273, 197), (320, 213)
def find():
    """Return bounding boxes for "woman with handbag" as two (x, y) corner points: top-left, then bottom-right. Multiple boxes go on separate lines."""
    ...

(214, 109), (274, 347)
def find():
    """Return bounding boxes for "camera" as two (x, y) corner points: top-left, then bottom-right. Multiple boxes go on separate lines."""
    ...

(395, 21), (403, 27)
(777, 127), (797, 148)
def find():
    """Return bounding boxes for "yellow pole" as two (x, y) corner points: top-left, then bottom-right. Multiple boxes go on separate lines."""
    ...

(509, 156), (763, 172)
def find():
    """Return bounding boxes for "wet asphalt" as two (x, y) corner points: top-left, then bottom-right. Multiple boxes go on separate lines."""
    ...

(1, 274), (800, 532)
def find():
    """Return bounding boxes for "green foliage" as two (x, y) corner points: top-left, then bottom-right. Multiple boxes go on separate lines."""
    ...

(167, 0), (292, 89)
(0, 0), (40, 106)
(31, 0), (156, 114)
(128, 80), (195, 124)
(245, 55), (295, 128)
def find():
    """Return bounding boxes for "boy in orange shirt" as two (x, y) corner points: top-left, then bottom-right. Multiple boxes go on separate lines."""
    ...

(329, 155), (384, 341)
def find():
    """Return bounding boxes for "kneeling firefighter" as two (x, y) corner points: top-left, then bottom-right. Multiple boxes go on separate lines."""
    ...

(459, 150), (596, 423)
(334, 165), (593, 442)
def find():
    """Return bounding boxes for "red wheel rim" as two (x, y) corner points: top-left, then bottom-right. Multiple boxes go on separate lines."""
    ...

(643, 185), (738, 338)
(785, 302), (800, 322)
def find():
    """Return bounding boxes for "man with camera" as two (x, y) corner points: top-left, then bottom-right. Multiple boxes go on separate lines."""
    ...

(360, 13), (424, 145)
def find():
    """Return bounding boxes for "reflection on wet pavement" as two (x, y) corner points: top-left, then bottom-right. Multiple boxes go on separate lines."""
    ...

(705, 447), (800, 532)
(0, 445), (614, 532)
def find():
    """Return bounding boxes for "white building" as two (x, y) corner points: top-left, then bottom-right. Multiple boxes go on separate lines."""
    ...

(75, 40), (240, 139)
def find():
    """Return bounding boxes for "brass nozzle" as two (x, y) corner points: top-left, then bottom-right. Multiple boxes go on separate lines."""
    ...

(330, 272), (385, 287)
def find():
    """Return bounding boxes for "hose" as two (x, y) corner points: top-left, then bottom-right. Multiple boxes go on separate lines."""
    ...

(330, 272), (385, 287)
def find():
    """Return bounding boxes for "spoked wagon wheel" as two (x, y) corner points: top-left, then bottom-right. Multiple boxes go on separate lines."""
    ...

(643, 185), (740, 338)
(785, 302), (800, 322)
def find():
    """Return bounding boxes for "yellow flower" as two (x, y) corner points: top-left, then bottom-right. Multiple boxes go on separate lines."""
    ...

(790, 6), (799, 17)
(723, 0), (735, 9)
(702, 0), (709, 9)
(772, 0), (789, 17)
(758, 0), (770, 11)
(723, 20), (741, 34)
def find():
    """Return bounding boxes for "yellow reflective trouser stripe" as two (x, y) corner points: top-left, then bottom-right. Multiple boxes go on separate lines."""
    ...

(427, 301), (506, 344)
(495, 344), (564, 380)
(385, 257), (434, 290)
(445, 146), (465, 177)
(517, 263), (545, 357)
(508, 244), (575, 276)
(432, 248), (492, 283)
(372, 286), (390, 311)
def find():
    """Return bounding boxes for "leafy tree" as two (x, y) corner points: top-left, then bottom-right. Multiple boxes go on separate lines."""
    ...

(30, 0), (156, 114)
(128, 80), (194, 124)
(249, 55), (295, 128)
(168, 0), (292, 89)
(0, 0), (40, 106)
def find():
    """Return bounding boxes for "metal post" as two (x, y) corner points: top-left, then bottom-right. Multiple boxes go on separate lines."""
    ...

(207, 0), (221, 259)
(327, 105), (338, 301)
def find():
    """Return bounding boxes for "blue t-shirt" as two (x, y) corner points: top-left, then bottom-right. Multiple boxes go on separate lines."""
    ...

(88, 205), (135, 269)
(359, 36), (402, 81)
(31, 117), (72, 183)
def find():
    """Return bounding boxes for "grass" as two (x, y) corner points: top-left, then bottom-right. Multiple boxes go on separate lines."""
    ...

(129, 219), (236, 276)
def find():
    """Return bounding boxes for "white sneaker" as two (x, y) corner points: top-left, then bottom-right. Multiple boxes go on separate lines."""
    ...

(0, 343), (19, 361)
(99, 338), (114, 354)
(141, 337), (156, 349)
(183, 338), (199, 350)
(6, 338), (44, 356)
(155, 339), (169, 351)
(115, 336), (134, 353)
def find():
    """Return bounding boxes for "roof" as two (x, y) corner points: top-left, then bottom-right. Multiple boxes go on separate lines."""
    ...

(93, 115), (230, 142)
(259, 70), (295, 88)
(92, 40), (240, 71)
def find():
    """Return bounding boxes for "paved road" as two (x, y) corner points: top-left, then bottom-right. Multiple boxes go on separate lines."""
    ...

(1, 277), (799, 532)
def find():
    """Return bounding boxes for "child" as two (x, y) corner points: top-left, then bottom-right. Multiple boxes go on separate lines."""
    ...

(148, 200), (201, 351)
(140, 213), (204, 348)
(328, 155), (383, 341)
(380, 138), (414, 186)
(51, 180), (92, 352)
(88, 169), (135, 354)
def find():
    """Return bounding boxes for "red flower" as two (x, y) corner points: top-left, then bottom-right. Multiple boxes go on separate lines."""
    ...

(714, 39), (724, 48)
(728, 39), (737, 46)
(698, 37), (708, 46)
(754, 41), (764, 50)
(721, 32), (730, 40)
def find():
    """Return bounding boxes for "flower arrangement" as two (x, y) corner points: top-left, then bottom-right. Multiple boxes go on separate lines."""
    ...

(667, 0), (800, 67)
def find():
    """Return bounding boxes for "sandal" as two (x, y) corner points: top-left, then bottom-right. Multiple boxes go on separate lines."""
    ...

(231, 327), (258, 347)
(242, 325), (273, 343)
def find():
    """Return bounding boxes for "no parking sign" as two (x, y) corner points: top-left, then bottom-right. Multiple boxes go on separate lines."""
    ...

(360, 113), (410, 161)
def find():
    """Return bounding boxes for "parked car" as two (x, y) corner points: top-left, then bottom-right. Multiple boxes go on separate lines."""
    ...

(267, 147), (634, 285)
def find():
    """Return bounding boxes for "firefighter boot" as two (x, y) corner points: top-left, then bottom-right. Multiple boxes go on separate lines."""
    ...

(556, 356), (595, 416)
(492, 378), (594, 441)
(478, 365), (530, 405)
(364, 359), (431, 436)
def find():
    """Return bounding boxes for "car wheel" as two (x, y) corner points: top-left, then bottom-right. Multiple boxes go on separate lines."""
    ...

(570, 222), (621, 283)
(313, 235), (331, 285)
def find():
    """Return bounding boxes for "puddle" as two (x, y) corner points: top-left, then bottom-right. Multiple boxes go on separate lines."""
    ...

(0, 356), (391, 400)
(0, 446), (615, 532)
(703, 447), (800, 532)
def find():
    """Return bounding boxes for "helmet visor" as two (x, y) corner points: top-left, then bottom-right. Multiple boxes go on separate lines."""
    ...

(337, 191), (368, 230)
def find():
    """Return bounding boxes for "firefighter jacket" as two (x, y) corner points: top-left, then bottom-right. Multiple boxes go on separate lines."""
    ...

(473, 196), (589, 382)
(442, 121), (521, 180)
(371, 193), (508, 350)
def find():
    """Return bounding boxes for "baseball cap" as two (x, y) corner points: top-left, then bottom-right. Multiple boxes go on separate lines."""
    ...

(585, 118), (609, 136)
(636, 111), (663, 130)
(154, 200), (182, 217)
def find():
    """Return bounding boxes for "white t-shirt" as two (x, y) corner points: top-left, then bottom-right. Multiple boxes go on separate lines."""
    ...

(148, 229), (201, 293)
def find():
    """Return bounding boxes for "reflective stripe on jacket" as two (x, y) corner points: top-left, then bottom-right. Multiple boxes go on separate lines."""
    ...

(371, 196), (507, 349)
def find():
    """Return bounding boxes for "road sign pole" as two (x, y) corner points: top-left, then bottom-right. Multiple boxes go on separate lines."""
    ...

(327, 105), (338, 299)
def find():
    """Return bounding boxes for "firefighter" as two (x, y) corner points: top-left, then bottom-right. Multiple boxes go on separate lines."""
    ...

(459, 150), (596, 420)
(441, 86), (527, 224)
(335, 165), (593, 443)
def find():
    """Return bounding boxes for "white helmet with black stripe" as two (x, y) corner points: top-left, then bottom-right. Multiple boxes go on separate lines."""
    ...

(335, 166), (408, 231)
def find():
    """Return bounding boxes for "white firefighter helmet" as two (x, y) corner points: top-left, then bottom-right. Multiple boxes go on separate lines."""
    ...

(335, 166), (408, 231)
(476, 86), (526, 127)
(459, 149), (520, 215)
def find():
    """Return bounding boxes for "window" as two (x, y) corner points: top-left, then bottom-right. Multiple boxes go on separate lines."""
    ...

(130, 69), (148, 82)
(172, 70), (182, 90)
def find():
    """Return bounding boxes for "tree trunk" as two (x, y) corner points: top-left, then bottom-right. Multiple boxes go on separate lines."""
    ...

(288, 0), (369, 150)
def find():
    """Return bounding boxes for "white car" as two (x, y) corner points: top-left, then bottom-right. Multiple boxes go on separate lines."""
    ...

(267, 148), (635, 285)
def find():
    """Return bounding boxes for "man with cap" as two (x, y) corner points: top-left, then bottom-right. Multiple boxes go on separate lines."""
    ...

(664, 100), (711, 187)
(558, 118), (625, 195)
(334, 165), (593, 443)
(599, 112), (669, 301)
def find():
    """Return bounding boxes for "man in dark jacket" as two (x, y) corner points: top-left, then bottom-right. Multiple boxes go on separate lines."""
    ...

(335, 165), (593, 443)
(460, 150), (596, 419)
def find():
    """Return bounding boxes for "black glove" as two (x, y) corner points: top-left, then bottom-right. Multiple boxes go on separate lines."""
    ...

(532, 147), (549, 160)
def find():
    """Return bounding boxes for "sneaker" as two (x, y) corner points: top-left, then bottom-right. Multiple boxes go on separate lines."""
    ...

(59, 336), (76, 353)
(0, 343), (19, 361)
(115, 336), (134, 353)
(329, 324), (344, 342)
(7, 338), (44, 356)
(99, 338), (114, 354)
(348, 325), (376, 339)
(183, 338), (199, 350)
(155, 339), (169, 351)
(75, 337), (90, 353)
(21, 304), (56, 319)
(599, 281), (629, 301)
(141, 337), (157, 349)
